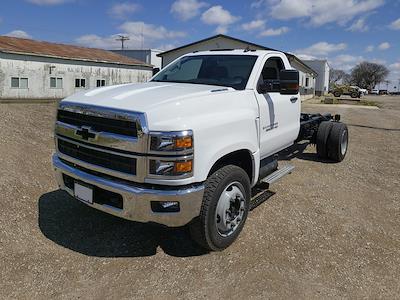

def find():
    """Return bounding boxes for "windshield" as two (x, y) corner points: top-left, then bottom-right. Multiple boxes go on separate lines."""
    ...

(152, 55), (258, 90)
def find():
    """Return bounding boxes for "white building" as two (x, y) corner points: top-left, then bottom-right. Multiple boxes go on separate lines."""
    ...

(111, 49), (163, 69)
(303, 60), (330, 96)
(0, 36), (153, 100)
(157, 34), (317, 101)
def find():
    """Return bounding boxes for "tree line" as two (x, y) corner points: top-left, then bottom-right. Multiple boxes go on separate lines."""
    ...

(330, 62), (390, 90)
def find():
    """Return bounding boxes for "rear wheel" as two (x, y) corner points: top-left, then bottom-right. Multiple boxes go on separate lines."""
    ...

(333, 91), (341, 97)
(189, 165), (251, 251)
(326, 122), (348, 162)
(316, 121), (334, 159)
(351, 92), (358, 98)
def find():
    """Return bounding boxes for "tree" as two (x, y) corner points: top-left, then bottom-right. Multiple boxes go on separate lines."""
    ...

(350, 62), (389, 90)
(329, 69), (347, 87)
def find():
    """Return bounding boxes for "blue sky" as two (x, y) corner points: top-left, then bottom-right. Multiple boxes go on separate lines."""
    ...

(1, 0), (399, 86)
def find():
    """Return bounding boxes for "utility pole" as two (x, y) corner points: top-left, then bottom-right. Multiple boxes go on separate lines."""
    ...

(116, 35), (130, 50)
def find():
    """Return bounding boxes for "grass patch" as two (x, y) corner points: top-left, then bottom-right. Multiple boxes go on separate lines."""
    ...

(358, 99), (382, 108)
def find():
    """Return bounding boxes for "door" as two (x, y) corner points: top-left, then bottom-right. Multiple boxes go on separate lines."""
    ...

(254, 55), (300, 159)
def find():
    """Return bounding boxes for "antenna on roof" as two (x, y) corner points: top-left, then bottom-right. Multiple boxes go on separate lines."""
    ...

(116, 35), (130, 50)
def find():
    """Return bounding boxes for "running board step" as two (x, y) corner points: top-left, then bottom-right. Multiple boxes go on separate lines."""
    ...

(261, 164), (295, 185)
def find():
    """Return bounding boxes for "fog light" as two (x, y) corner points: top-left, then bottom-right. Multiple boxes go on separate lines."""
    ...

(151, 201), (180, 213)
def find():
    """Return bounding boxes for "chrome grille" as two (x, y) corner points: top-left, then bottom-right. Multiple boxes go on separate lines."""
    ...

(57, 110), (137, 137)
(58, 139), (136, 175)
(55, 102), (148, 182)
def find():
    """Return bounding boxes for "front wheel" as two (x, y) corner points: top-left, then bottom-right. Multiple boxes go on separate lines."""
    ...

(189, 165), (251, 251)
(351, 92), (358, 98)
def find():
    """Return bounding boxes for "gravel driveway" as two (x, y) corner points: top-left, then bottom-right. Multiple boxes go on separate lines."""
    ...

(1, 96), (399, 299)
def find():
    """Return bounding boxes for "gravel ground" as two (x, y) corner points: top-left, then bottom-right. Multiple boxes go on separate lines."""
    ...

(1, 95), (399, 299)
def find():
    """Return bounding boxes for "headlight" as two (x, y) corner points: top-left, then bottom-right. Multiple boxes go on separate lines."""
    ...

(149, 130), (193, 154)
(149, 159), (193, 177)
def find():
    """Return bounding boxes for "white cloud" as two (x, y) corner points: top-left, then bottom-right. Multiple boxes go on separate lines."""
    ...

(253, 0), (384, 26)
(26, 0), (72, 5)
(171, 0), (208, 21)
(109, 2), (140, 19)
(296, 42), (347, 57)
(241, 20), (265, 31)
(119, 21), (186, 40)
(5, 30), (32, 39)
(378, 42), (390, 50)
(76, 21), (186, 50)
(260, 26), (289, 36)
(75, 34), (120, 49)
(389, 62), (400, 70)
(389, 18), (400, 30)
(330, 54), (364, 71)
(347, 17), (369, 32)
(365, 45), (374, 52)
(201, 5), (240, 33)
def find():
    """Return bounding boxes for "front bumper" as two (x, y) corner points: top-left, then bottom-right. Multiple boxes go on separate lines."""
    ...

(53, 155), (204, 227)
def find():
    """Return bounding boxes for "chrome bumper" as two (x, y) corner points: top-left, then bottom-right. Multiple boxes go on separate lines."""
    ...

(53, 155), (204, 227)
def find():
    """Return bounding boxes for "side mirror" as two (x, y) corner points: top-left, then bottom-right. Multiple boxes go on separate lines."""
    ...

(152, 68), (160, 76)
(280, 70), (299, 95)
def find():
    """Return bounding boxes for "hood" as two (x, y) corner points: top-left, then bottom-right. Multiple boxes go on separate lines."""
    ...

(62, 81), (235, 113)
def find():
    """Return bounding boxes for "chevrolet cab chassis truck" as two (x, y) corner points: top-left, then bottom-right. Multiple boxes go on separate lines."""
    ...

(53, 50), (348, 251)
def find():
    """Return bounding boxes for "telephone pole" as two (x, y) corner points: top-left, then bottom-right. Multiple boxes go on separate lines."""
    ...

(116, 35), (130, 50)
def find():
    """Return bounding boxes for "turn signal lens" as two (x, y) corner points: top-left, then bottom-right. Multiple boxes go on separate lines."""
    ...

(175, 136), (193, 149)
(149, 159), (193, 176)
(175, 160), (193, 173)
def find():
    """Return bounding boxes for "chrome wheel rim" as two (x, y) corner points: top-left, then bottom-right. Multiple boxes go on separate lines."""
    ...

(341, 129), (348, 156)
(215, 181), (246, 237)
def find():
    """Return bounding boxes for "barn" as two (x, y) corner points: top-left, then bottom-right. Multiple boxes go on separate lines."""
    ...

(157, 34), (318, 101)
(0, 36), (153, 100)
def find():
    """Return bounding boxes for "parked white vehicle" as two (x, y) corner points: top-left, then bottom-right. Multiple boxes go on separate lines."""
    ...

(53, 50), (349, 250)
(371, 89), (379, 95)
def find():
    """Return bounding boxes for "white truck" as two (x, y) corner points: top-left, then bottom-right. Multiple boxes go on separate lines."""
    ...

(53, 50), (349, 251)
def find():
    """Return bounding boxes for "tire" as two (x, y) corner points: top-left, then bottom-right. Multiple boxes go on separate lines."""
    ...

(333, 91), (341, 97)
(189, 165), (251, 251)
(326, 122), (348, 162)
(316, 121), (334, 159)
(350, 92), (358, 98)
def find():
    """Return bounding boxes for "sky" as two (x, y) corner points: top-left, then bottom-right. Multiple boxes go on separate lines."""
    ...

(0, 0), (399, 89)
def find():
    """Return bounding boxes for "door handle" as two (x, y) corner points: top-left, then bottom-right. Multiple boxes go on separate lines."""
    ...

(290, 96), (298, 103)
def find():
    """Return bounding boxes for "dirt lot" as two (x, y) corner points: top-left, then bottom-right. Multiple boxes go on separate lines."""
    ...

(1, 95), (399, 299)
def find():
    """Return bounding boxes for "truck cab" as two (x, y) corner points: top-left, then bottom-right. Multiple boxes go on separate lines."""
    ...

(53, 50), (348, 251)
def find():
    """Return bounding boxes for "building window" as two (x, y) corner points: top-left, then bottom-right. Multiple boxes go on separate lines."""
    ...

(75, 78), (86, 88)
(11, 77), (28, 89)
(96, 79), (106, 87)
(305, 77), (309, 87)
(50, 77), (63, 89)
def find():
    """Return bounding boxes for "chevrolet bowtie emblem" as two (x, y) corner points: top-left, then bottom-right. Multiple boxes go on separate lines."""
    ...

(75, 127), (96, 141)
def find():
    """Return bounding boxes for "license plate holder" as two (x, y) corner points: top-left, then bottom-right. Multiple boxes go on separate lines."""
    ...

(74, 182), (93, 204)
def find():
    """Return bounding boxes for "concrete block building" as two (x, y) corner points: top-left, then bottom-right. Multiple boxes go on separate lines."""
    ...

(157, 34), (317, 101)
(0, 36), (153, 100)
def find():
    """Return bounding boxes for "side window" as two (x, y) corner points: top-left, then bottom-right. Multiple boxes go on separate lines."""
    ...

(259, 57), (285, 93)
(261, 57), (285, 81)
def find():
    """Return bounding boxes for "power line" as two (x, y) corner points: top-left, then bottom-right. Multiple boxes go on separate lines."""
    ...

(116, 35), (130, 50)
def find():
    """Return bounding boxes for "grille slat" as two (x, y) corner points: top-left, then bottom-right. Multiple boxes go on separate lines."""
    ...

(57, 110), (137, 137)
(58, 139), (136, 175)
